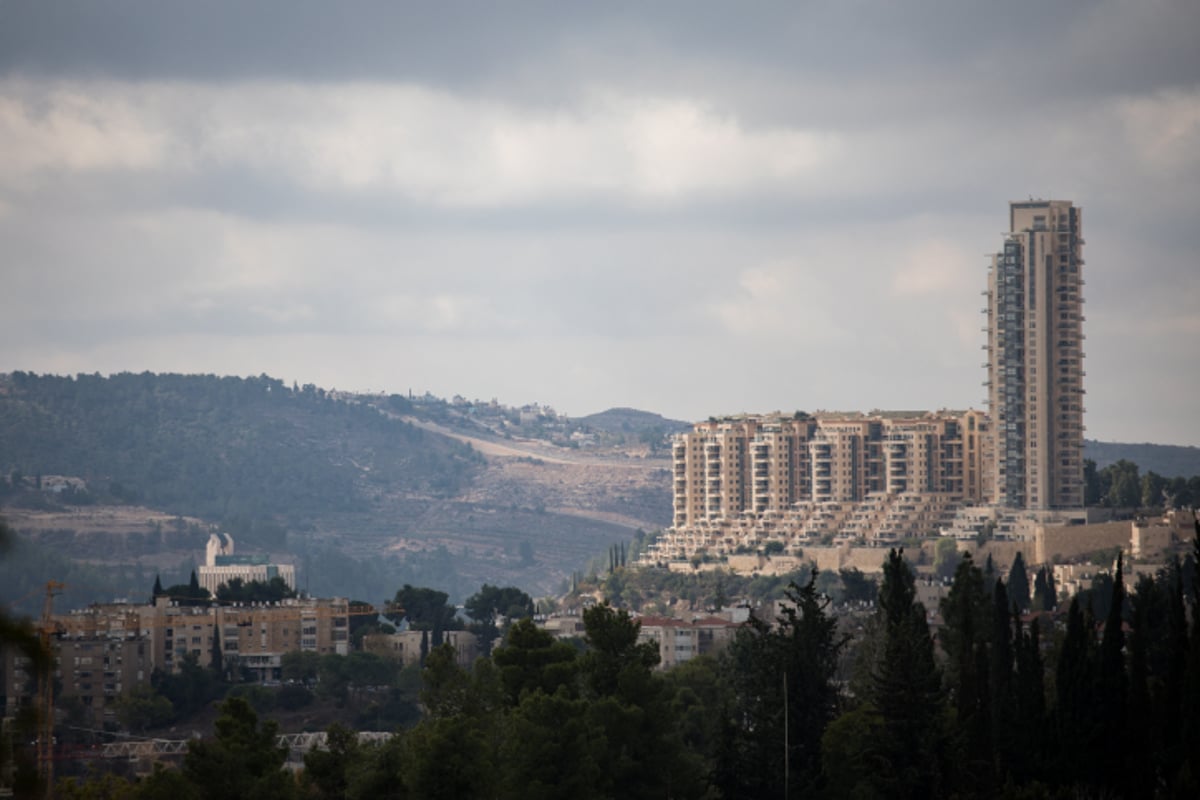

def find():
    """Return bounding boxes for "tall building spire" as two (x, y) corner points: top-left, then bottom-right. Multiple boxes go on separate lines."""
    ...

(985, 200), (1085, 509)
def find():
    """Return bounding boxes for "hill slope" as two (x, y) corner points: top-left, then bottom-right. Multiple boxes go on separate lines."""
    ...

(1084, 439), (1200, 478)
(0, 372), (671, 605)
(0, 371), (479, 520)
(576, 407), (692, 436)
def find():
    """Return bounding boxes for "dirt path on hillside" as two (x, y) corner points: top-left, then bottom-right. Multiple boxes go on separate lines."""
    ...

(401, 417), (662, 469)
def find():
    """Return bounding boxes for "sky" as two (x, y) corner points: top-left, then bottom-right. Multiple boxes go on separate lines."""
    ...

(1, 2), (1198, 445)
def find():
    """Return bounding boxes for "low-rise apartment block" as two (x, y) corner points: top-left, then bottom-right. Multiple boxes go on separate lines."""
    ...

(650, 410), (987, 563)
(636, 615), (740, 669)
(361, 629), (478, 669)
(2, 595), (352, 724)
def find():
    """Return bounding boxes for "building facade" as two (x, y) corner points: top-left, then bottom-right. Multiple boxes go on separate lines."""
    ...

(198, 532), (296, 596)
(361, 629), (478, 669)
(651, 410), (987, 562)
(985, 200), (1085, 510)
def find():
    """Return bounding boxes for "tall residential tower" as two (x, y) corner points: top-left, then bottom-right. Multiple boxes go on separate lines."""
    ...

(985, 200), (1085, 510)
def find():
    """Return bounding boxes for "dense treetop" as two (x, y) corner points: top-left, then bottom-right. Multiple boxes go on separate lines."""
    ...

(0, 371), (481, 522)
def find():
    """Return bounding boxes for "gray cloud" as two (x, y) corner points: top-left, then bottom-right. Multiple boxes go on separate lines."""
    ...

(0, 1), (1197, 445)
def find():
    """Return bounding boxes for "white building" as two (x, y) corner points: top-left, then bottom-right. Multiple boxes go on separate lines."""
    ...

(197, 532), (296, 596)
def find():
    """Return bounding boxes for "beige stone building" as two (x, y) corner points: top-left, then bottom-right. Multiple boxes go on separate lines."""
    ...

(636, 615), (740, 669)
(985, 200), (1085, 510)
(2, 634), (154, 729)
(2, 595), (352, 727)
(651, 410), (986, 562)
(361, 629), (478, 669)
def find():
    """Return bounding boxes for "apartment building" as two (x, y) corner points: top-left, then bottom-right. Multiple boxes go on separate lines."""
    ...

(636, 615), (740, 669)
(2, 634), (153, 728)
(654, 410), (987, 561)
(985, 199), (1085, 510)
(361, 629), (479, 669)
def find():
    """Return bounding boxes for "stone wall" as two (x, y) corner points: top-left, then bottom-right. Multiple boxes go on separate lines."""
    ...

(1036, 520), (1130, 564)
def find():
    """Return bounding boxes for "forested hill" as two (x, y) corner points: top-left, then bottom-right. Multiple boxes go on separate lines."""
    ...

(576, 407), (691, 436)
(0, 371), (481, 522)
(1085, 439), (1200, 478)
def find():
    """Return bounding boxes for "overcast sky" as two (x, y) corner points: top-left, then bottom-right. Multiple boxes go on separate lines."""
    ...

(1, 1), (1197, 445)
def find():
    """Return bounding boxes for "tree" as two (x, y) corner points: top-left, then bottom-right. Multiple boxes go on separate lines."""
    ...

(721, 575), (844, 797)
(1096, 553), (1129, 792)
(464, 584), (534, 656)
(989, 578), (1017, 778)
(1032, 566), (1057, 611)
(1141, 470), (1168, 509)
(1102, 459), (1141, 508)
(162, 572), (211, 607)
(215, 576), (296, 604)
(934, 537), (962, 580)
(280, 650), (321, 685)
(1055, 597), (1097, 787)
(390, 585), (459, 633)
(579, 601), (659, 699)
(869, 548), (945, 799)
(302, 723), (360, 800)
(1007, 551), (1031, 613)
(938, 553), (991, 791)
(491, 618), (578, 705)
(1084, 459), (1102, 506)
(838, 567), (877, 604)
(182, 696), (296, 799)
(114, 686), (174, 734)
(578, 602), (705, 799)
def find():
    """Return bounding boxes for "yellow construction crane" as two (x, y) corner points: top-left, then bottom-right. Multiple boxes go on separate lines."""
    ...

(36, 580), (64, 799)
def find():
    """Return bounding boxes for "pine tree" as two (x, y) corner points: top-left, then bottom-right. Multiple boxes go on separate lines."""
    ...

(723, 575), (843, 797)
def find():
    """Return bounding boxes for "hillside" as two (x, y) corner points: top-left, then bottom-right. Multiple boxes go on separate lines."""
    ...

(576, 407), (692, 436)
(8, 371), (1193, 612)
(0, 372), (672, 608)
(1084, 439), (1200, 478)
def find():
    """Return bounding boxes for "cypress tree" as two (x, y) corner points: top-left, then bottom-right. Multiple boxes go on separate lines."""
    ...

(1012, 616), (1045, 783)
(1007, 552), (1031, 613)
(870, 549), (945, 799)
(1055, 596), (1096, 787)
(1097, 554), (1128, 792)
(990, 578), (1016, 777)
(152, 574), (164, 599)
(1181, 520), (1200, 790)
(1128, 575), (1154, 796)
(1163, 557), (1188, 783)
(210, 629), (224, 681)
